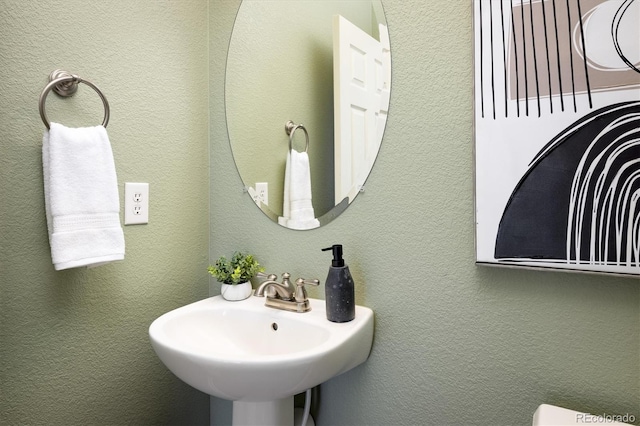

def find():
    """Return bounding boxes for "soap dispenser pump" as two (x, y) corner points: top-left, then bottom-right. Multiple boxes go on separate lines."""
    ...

(322, 244), (355, 323)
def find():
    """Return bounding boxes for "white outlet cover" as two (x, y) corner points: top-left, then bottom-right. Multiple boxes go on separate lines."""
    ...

(255, 182), (268, 206)
(124, 182), (149, 225)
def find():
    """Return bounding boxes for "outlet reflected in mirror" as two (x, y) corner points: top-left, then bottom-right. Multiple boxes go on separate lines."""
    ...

(226, 0), (391, 229)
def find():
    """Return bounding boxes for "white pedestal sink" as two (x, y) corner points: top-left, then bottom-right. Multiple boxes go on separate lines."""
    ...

(149, 295), (374, 426)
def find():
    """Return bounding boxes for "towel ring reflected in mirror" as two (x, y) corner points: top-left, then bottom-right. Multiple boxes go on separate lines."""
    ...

(39, 69), (110, 130)
(285, 120), (309, 153)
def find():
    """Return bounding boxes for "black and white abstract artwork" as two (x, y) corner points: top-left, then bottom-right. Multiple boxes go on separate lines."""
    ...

(474, 0), (640, 275)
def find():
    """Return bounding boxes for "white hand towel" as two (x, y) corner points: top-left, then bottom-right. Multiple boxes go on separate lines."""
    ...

(43, 122), (125, 270)
(278, 150), (292, 227)
(279, 149), (319, 230)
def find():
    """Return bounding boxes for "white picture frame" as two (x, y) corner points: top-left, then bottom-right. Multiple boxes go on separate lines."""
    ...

(473, 0), (640, 276)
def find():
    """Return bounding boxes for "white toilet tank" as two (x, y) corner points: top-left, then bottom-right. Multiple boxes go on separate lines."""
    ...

(533, 404), (634, 425)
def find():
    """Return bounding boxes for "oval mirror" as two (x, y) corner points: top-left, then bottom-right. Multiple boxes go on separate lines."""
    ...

(226, 0), (391, 229)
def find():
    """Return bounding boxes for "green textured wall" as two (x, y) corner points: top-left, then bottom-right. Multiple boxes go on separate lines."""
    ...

(210, 1), (640, 425)
(0, 1), (210, 425)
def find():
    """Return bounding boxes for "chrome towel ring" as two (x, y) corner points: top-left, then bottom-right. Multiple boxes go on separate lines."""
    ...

(285, 120), (309, 153)
(39, 69), (110, 130)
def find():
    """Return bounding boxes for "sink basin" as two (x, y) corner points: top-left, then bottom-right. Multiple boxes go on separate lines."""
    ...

(149, 295), (374, 404)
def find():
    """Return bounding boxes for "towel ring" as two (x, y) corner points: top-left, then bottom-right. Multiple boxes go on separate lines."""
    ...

(285, 120), (309, 153)
(39, 69), (110, 130)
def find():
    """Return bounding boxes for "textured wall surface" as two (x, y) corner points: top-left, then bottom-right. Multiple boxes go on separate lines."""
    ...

(210, 1), (639, 425)
(0, 1), (210, 424)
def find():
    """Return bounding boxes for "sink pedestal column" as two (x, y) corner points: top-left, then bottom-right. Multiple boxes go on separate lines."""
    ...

(232, 397), (294, 426)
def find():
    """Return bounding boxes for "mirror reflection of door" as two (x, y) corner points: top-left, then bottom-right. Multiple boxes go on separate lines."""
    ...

(333, 15), (390, 204)
(226, 1), (391, 229)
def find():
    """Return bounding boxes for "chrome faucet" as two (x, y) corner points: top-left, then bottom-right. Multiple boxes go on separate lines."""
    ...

(255, 272), (319, 312)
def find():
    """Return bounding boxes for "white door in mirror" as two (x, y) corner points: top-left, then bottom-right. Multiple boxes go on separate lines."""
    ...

(124, 182), (149, 225)
(333, 15), (390, 205)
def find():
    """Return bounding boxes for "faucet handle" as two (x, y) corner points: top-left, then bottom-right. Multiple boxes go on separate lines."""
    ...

(293, 278), (320, 303)
(256, 272), (278, 282)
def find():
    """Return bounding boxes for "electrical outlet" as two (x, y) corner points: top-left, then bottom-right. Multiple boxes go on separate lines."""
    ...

(124, 182), (149, 225)
(255, 182), (268, 206)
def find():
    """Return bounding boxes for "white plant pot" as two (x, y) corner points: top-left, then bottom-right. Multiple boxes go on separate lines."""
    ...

(220, 281), (253, 301)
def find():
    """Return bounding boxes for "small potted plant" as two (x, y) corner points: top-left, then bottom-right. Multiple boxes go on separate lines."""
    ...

(208, 251), (264, 301)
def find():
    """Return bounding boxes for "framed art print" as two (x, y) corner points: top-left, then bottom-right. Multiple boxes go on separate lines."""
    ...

(474, 0), (640, 275)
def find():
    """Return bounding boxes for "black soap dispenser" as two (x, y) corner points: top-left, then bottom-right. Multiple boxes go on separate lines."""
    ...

(322, 244), (355, 323)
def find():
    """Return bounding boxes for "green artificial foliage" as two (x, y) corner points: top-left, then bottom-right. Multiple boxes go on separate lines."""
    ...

(208, 251), (264, 285)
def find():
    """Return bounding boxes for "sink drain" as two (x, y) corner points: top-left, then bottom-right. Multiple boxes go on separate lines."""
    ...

(271, 322), (278, 331)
